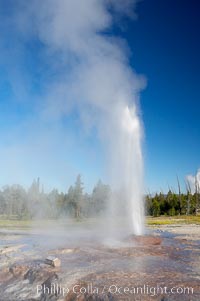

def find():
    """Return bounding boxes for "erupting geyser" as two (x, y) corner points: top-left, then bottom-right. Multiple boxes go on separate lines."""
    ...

(11, 0), (145, 236)
(108, 103), (144, 236)
(121, 105), (144, 235)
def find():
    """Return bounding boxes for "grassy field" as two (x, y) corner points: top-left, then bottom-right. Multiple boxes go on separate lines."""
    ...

(0, 219), (31, 229)
(0, 215), (200, 229)
(0, 217), (97, 229)
(146, 215), (200, 225)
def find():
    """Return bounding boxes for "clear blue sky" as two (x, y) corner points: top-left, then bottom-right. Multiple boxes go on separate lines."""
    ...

(126, 0), (200, 192)
(0, 0), (199, 193)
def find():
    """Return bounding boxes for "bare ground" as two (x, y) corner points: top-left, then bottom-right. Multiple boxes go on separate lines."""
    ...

(0, 223), (199, 301)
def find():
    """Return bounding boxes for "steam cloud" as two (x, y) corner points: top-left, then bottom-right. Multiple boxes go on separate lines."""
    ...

(186, 169), (200, 194)
(0, 0), (145, 234)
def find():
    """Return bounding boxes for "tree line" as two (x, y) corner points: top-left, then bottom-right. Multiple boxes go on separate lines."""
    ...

(146, 176), (200, 217)
(0, 175), (111, 220)
(146, 189), (200, 217)
(0, 175), (199, 220)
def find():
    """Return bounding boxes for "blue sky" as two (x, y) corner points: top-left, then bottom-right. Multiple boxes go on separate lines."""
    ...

(0, 0), (199, 193)
(125, 0), (200, 192)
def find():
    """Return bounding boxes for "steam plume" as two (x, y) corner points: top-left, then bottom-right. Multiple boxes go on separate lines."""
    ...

(186, 169), (200, 194)
(0, 0), (145, 235)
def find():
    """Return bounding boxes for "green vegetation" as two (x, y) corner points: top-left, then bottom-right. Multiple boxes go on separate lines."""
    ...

(145, 189), (200, 217)
(0, 176), (111, 220)
(0, 175), (200, 221)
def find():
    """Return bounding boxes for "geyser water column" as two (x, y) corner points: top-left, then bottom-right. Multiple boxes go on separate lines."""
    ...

(108, 103), (144, 236)
(122, 105), (144, 235)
